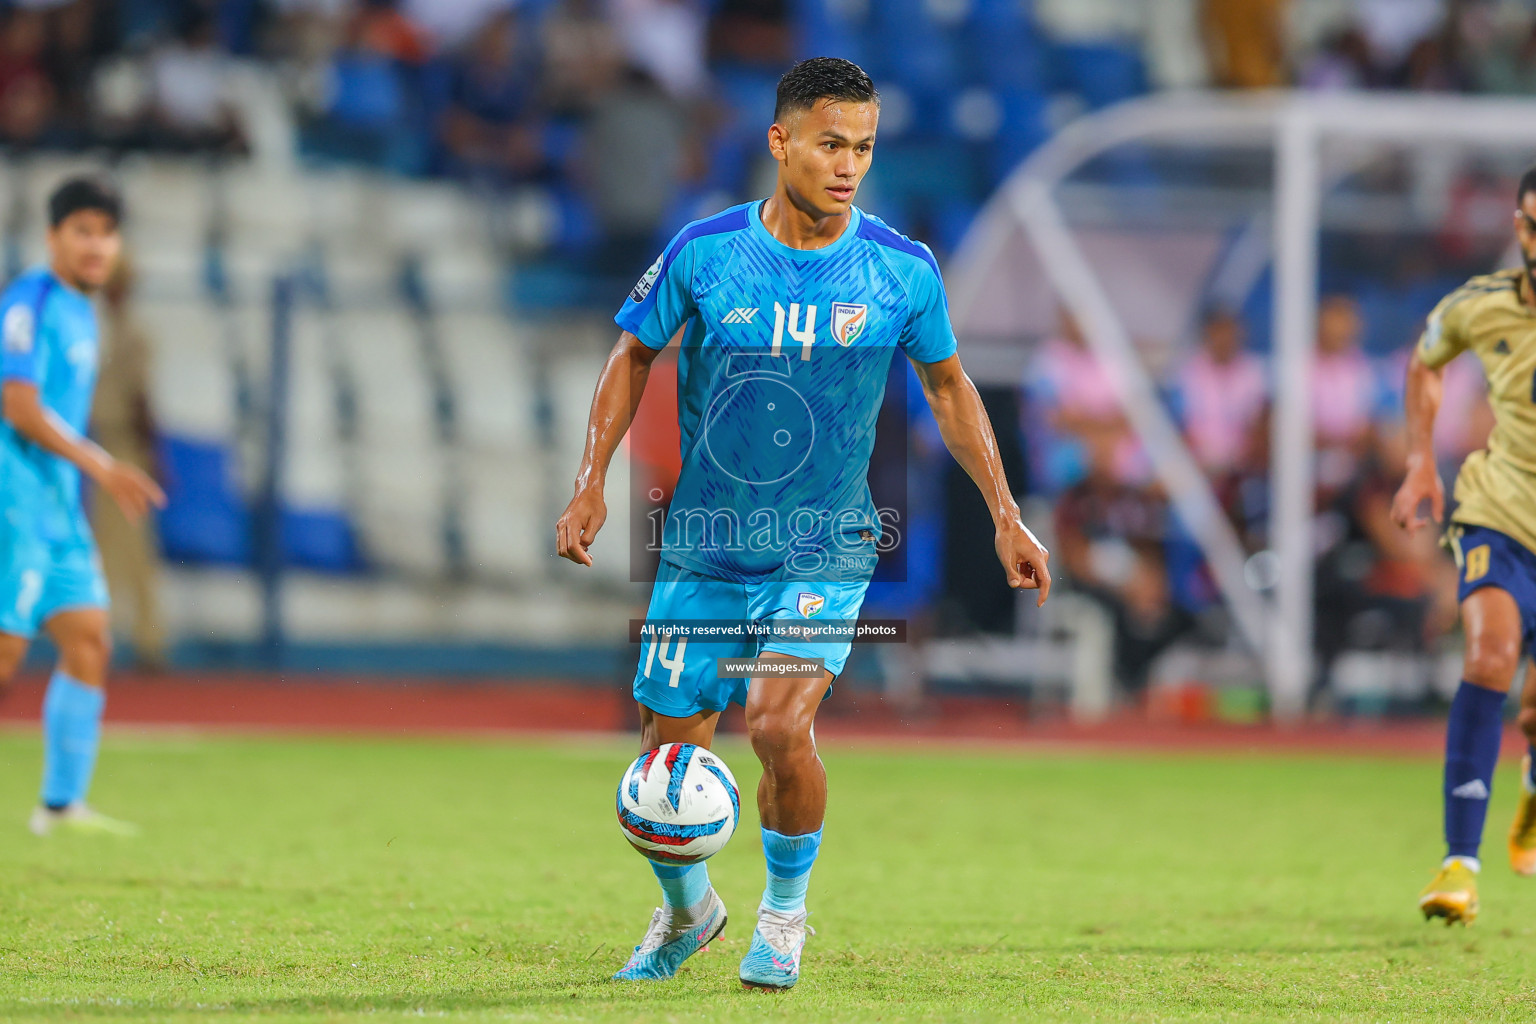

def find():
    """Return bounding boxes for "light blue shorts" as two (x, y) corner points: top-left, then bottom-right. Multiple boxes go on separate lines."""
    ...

(633, 559), (874, 718)
(0, 507), (108, 638)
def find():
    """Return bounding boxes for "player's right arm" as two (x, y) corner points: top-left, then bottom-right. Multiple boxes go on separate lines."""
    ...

(1, 291), (164, 523)
(555, 331), (663, 567)
(1, 382), (165, 523)
(1390, 289), (1466, 534)
(556, 231), (699, 567)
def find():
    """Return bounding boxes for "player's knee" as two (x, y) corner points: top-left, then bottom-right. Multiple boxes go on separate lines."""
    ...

(0, 644), (24, 685)
(1519, 706), (1536, 743)
(746, 710), (812, 765)
(60, 628), (111, 685)
(1464, 640), (1522, 691)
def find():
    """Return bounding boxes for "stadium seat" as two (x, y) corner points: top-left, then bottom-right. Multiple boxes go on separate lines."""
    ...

(353, 442), (450, 577)
(457, 453), (548, 582)
(435, 312), (539, 454)
(157, 436), (251, 566)
(330, 308), (437, 448)
(991, 87), (1052, 183)
(1054, 42), (1146, 109)
(142, 301), (239, 441)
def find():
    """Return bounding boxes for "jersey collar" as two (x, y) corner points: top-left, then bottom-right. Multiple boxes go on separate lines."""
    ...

(747, 199), (862, 261)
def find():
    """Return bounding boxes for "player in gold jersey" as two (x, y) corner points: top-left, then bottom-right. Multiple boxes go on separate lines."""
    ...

(1392, 168), (1536, 924)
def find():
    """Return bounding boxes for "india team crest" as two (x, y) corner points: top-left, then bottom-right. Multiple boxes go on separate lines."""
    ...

(831, 303), (867, 347)
(797, 592), (826, 618)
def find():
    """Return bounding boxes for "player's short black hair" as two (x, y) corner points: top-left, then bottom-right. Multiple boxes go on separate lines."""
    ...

(48, 175), (122, 229)
(774, 57), (878, 123)
(1518, 165), (1536, 207)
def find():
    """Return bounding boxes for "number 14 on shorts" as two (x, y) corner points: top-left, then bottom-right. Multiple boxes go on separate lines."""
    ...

(644, 634), (688, 687)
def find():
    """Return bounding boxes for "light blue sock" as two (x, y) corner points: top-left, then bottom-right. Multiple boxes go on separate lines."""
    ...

(650, 861), (712, 917)
(761, 826), (822, 914)
(40, 672), (105, 809)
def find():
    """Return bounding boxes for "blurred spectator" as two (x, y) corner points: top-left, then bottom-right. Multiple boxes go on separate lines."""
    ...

(609, 0), (708, 100)
(440, 10), (545, 183)
(1312, 295), (1387, 505)
(1054, 437), (1185, 690)
(1023, 308), (1147, 496)
(1468, 6), (1536, 95)
(350, 0), (430, 64)
(0, 9), (56, 146)
(1299, 23), (1373, 90)
(91, 254), (166, 670)
(270, 0), (352, 65)
(1353, 0), (1445, 73)
(404, 0), (515, 51)
(1200, 0), (1288, 89)
(541, 0), (622, 116)
(584, 66), (689, 273)
(1173, 308), (1268, 478)
(301, 0), (431, 169)
(709, 0), (791, 70)
(148, 8), (246, 153)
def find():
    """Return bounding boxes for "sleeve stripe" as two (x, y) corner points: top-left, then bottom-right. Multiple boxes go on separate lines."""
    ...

(855, 217), (942, 280)
(660, 207), (750, 279)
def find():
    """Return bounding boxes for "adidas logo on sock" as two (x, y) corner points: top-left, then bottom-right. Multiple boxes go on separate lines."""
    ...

(1452, 779), (1490, 800)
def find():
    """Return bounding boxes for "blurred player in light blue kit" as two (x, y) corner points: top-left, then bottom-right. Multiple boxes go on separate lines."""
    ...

(557, 59), (1052, 989)
(0, 177), (166, 836)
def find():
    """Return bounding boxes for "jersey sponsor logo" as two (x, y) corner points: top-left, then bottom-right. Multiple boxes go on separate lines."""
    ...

(831, 303), (867, 347)
(721, 307), (759, 324)
(1495, 338), (1511, 355)
(3, 305), (34, 355)
(630, 254), (664, 302)
(1451, 779), (1489, 800)
(797, 592), (825, 617)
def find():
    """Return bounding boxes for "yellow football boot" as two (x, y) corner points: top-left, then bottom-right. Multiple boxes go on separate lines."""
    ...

(1419, 859), (1479, 925)
(1509, 756), (1536, 876)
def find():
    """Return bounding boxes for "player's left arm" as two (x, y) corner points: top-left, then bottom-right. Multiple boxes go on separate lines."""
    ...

(910, 353), (1051, 605)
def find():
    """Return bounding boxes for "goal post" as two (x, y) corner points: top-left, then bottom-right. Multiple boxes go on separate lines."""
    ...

(950, 92), (1536, 720)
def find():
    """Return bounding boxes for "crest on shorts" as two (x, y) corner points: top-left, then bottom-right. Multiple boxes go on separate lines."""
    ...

(831, 303), (866, 347)
(797, 592), (825, 618)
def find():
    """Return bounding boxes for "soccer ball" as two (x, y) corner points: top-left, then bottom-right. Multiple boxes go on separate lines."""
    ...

(616, 743), (740, 864)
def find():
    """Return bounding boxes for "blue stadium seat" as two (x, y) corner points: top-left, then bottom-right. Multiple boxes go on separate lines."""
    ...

(792, 0), (870, 65)
(157, 437), (250, 566)
(1053, 43), (1146, 109)
(965, 20), (1049, 91)
(326, 54), (405, 129)
(282, 510), (364, 573)
(990, 87), (1051, 182)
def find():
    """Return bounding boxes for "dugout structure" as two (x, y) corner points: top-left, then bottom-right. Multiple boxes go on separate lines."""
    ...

(950, 92), (1536, 720)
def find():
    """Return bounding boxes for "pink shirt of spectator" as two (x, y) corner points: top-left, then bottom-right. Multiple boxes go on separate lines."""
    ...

(1311, 349), (1380, 444)
(1179, 350), (1268, 474)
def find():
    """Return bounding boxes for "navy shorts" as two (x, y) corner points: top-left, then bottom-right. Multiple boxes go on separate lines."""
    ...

(1450, 523), (1536, 653)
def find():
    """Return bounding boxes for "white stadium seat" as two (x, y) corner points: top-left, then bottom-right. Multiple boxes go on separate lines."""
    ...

(436, 311), (537, 453)
(458, 452), (546, 582)
(141, 301), (237, 441)
(331, 308), (436, 450)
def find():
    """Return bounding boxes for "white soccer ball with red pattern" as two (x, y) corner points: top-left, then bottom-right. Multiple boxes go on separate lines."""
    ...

(616, 743), (740, 864)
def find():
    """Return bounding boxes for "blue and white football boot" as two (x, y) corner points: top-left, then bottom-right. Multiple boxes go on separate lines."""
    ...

(739, 904), (813, 990)
(612, 889), (727, 981)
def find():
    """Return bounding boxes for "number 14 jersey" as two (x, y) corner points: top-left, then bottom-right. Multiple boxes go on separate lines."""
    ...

(615, 200), (957, 583)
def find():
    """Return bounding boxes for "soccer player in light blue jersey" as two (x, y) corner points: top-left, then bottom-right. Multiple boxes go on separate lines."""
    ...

(556, 58), (1051, 989)
(0, 177), (166, 837)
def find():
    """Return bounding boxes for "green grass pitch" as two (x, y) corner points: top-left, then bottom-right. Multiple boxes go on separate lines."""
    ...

(4, 730), (1536, 1022)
